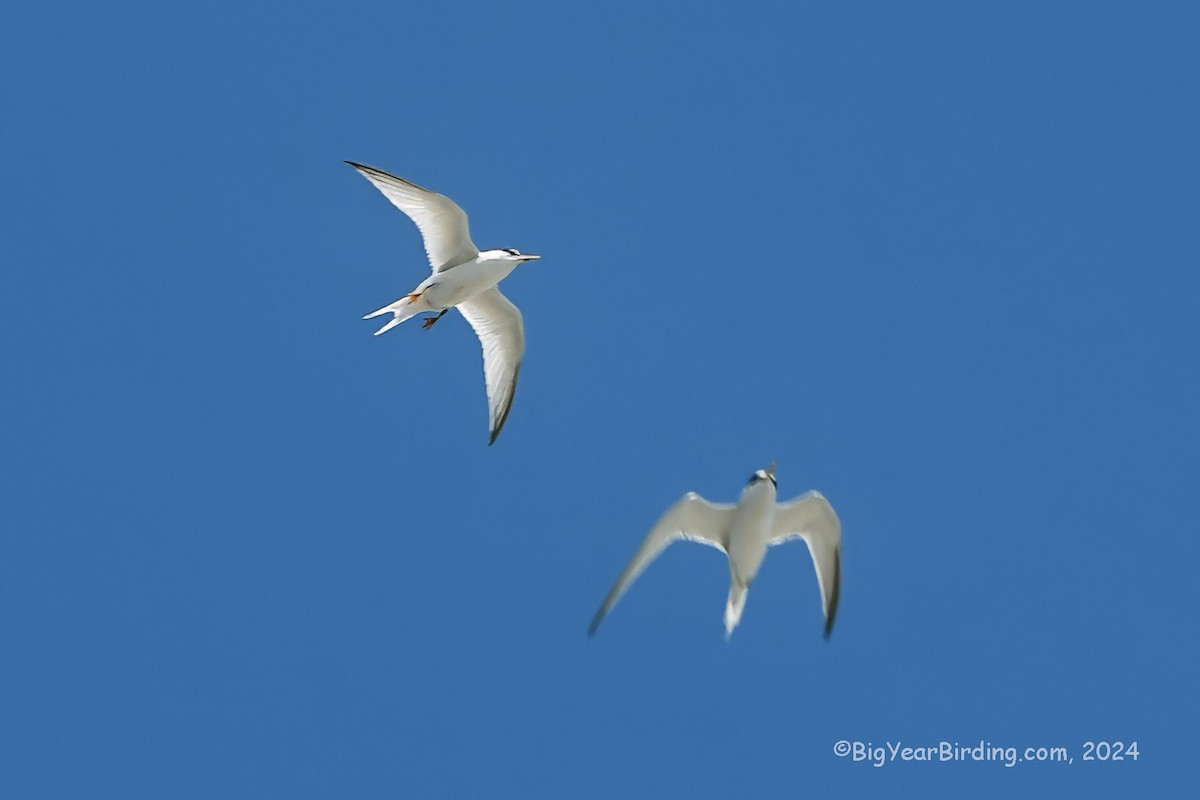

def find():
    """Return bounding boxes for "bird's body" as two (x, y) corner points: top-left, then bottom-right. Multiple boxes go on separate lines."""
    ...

(418, 256), (520, 309)
(723, 475), (777, 630)
(347, 161), (541, 444)
(726, 475), (776, 583)
(365, 251), (523, 330)
(589, 463), (842, 639)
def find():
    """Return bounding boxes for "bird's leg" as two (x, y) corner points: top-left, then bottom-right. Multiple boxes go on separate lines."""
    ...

(422, 309), (448, 330)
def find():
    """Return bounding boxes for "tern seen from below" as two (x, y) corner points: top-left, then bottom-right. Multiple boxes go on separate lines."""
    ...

(347, 161), (541, 445)
(589, 463), (842, 639)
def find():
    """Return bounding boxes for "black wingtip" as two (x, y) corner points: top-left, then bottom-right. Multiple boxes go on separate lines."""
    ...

(823, 548), (842, 641)
(587, 603), (608, 638)
(345, 160), (377, 176)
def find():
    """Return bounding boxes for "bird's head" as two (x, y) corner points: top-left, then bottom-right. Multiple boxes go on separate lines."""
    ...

(747, 461), (778, 489)
(485, 248), (542, 263)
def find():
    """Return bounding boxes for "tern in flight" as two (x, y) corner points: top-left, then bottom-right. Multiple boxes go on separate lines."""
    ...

(347, 161), (541, 445)
(589, 463), (842, 639)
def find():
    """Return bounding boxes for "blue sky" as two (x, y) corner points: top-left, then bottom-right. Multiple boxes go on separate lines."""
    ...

(2, 1), (1197, 796)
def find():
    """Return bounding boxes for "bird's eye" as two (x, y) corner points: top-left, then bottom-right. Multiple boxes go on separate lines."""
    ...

(506, 249), (519, 256)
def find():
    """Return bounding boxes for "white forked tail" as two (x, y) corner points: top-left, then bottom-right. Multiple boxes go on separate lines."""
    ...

(724, 582), (750, 639)
(363, 296), (420, 336)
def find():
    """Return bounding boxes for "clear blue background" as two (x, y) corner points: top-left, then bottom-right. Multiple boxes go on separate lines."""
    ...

(3, 1), (1197, 797)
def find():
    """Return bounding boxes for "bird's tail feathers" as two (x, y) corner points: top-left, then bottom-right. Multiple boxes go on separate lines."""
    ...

(724, 582), (750, 640)
(364, 297), (420, 335)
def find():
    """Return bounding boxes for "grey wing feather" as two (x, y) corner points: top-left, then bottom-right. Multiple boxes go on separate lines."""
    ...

(770, 490), (842, 639)
(456, 287), (524, 445)
(588, 493), (735, 637)
(346, 162), (478, 272)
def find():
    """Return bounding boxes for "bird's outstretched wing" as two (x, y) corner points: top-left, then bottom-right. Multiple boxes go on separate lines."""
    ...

(589, 493), (735, 636)
(456, 287), (524, 445)
(346, 162), (478, 272)
(769, 491), (842, 639)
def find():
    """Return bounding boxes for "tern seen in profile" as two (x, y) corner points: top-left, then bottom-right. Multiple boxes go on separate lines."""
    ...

(347, 161), (541, 445)
(589, 463), (842, 639)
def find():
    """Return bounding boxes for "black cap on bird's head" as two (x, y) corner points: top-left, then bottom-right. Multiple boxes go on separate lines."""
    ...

(748, 461), (777, 488)
(499, 248), (541, 262)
